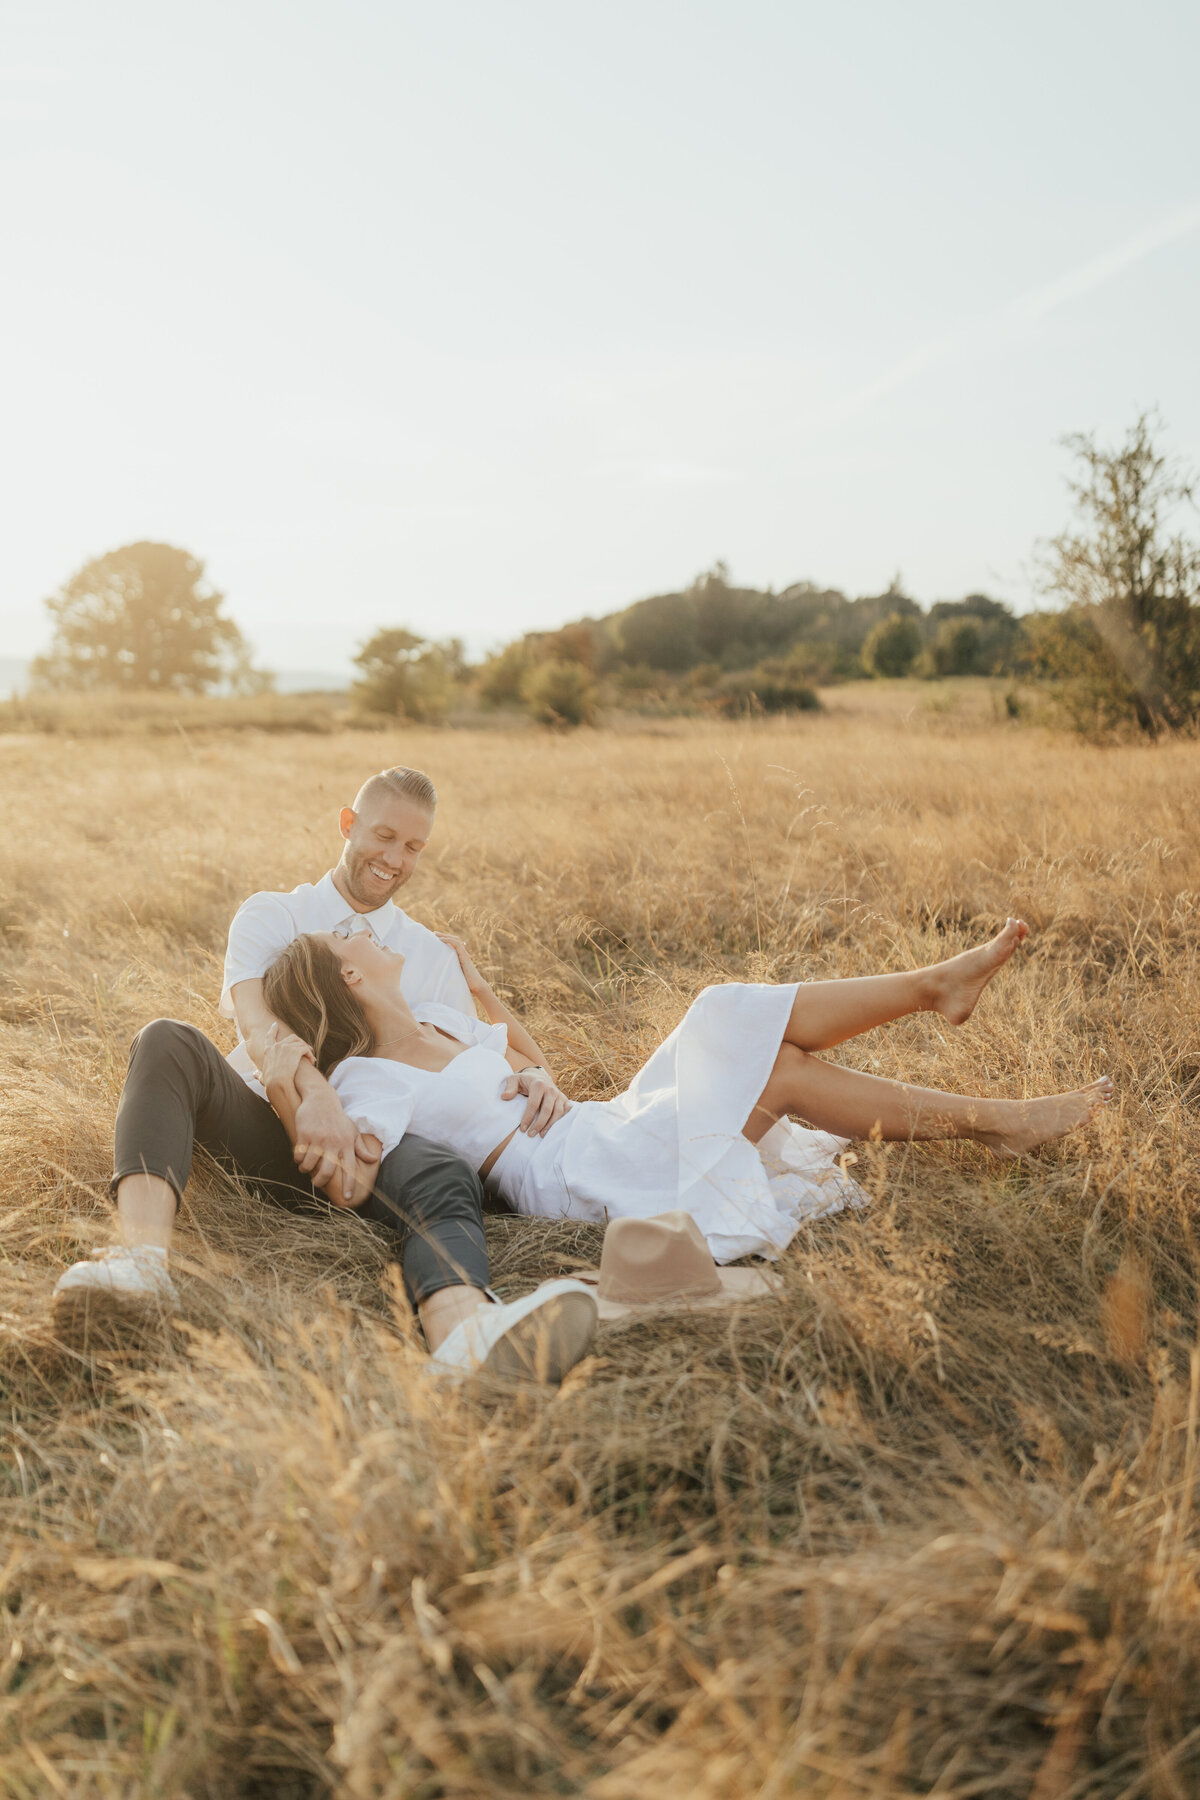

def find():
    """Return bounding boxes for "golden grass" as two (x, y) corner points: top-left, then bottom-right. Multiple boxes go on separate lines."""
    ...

(0, 689), (358, 737)
(2, 698), (1200, 1796)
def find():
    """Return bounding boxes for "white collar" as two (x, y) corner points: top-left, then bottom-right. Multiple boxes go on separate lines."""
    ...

(315, 868), (401, 936)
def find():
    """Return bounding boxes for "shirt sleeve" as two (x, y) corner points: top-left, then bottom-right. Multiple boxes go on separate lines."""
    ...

(220, 893), (298, 1016)
(328, 1058), (416, 1161)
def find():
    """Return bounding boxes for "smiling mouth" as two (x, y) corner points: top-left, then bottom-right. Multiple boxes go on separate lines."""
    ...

(367, 861), (399, 883)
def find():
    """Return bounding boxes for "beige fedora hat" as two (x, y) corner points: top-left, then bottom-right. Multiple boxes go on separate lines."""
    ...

(574, 1211), (782, 1321)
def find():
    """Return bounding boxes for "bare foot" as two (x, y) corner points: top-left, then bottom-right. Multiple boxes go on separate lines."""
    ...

(928, 917), (1029, 1025)
(974, 1078), (1113, 1158)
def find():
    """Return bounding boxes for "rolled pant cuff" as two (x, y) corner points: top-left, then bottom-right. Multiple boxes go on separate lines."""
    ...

(110, 1165), (184, 1209)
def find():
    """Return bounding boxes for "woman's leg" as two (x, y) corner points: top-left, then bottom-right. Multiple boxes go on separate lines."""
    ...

(746, 1042), (1111, 1154)
(784, 918), (1029, 1052)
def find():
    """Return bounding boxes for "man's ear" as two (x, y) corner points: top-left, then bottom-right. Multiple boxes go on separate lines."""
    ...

(338, 806), (356, 841)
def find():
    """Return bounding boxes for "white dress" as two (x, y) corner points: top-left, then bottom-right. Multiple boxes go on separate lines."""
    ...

(330, 985), (866, 1263)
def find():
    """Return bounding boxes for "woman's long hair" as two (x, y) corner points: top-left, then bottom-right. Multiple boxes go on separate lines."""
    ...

(263, 934), (375, 1074)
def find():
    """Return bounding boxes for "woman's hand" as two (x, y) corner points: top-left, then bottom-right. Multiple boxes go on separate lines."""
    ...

(501, 1066), (572, 1137)
(259, 1019), (313, 1093)
(436, 932), (492, 999)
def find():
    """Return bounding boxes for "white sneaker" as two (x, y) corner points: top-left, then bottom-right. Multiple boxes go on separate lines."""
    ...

(53, 1246), (179, 1328)
(427, 1279), (598, 1385)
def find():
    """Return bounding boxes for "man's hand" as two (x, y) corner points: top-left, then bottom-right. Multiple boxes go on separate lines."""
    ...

(501, 1066), (572, 1137)
(343, 1130), (384, 1210)
(294, 1085), (377, 1205)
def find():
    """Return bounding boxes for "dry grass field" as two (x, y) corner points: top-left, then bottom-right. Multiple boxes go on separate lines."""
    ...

(2, 688), (1199, 1798)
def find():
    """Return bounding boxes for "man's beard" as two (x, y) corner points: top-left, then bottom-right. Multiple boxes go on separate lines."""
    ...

(345, 852), (404, 907)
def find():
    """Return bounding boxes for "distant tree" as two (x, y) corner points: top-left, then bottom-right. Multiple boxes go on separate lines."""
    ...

(539, 620), (607, 670)
(521, 660), (597, 728)
(478, 640), (534, 707)
(618, 592), (698, 671)
(690, 564), (759, 664)
(1038, 414), (1200, 734)
(351, 627), (462, 722)
(926, 594), (1019, 676)
(31, 541), (264, 693)
(928, 617), (983, 676)
(862, 611), (922, 678)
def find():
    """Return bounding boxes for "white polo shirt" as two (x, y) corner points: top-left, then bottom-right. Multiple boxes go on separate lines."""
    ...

(220, 868), (474, 1092)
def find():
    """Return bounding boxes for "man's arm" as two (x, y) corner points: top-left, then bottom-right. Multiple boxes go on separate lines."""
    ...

(232, 977), (379, 1205)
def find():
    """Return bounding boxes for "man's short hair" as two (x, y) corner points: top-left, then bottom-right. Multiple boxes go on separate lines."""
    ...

(353, 766), (438, 815)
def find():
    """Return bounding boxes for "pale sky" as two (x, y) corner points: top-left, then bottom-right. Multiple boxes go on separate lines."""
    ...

(2, 0), (1198, 675)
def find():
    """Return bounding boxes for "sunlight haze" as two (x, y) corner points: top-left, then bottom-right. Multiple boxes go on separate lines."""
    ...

(2, 0), (1197, 676)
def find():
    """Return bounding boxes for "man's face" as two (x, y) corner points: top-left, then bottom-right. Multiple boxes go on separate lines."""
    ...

(337, 796), (434, 910)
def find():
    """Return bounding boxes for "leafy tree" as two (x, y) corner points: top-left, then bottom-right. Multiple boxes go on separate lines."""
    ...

(478, 640), (534, 707)
(1039, 414), (1200, 734)
(862, 611), (922, 678)
(618, 592), (699, 670)
(927, 594), (1019, 675)
(31, 541), (263, 693)
(538, 620), (609, 670)
(690, 564), (766, 665)
(351, 628), (462, 722)
(521, 660), (597, 728)
(928, 617), (983, 676)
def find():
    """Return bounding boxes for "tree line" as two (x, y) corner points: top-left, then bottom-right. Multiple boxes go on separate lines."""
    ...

(27, 416), (1200, 736)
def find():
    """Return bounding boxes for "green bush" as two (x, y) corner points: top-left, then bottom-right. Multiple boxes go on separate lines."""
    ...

(351, 628), (462, 723)
(926, 617), (983, 677)
(708, 661), (820, 717)
(521, 660), (597, 727)
(862, 612), (922, 678)
(478, 640), (535, 707)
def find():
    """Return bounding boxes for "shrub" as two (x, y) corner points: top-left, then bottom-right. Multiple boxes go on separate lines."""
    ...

(709, 661), (820, 717)
(521, 660), (597, 727)
(478, 641), (535, 707)
(927, 618), (983, 677)
(351, 628), (462, 723)
(862, 612), (922, 678)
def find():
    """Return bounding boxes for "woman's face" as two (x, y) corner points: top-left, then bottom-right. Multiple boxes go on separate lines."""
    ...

(319, 928), (406, 994)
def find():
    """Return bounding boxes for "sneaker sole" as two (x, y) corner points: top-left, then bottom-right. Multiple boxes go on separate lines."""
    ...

(481, 1289), (597, 1384)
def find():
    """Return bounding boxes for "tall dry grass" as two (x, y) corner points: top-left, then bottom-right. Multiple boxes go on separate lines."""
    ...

(2, 692), (1200, 1796)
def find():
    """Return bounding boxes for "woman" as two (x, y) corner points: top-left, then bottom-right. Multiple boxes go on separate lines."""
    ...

(261, 918), (1111, 1266)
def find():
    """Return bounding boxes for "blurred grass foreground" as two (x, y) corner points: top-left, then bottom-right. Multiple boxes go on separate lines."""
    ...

(2, 707), (1199, 1797)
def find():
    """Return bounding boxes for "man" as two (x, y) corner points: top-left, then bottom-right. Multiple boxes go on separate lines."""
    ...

(53, 766), (596, 1381)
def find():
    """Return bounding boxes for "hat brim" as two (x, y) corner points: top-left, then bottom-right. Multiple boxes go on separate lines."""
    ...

(572, 1264), (783, 1322)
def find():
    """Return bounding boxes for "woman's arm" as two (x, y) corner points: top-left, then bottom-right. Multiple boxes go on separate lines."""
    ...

(436, 934), (571, 1137)
(436, 934), (550, 1068)
(232, 976), (371, 1205)
(259, 1025), (383, 1208)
